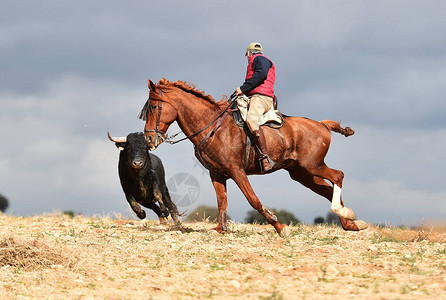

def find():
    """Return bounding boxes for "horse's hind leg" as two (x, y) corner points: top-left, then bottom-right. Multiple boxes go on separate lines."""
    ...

(308, 164), (358, 220)
(230, 169), (289, 236)
(288, 166), (367, 231)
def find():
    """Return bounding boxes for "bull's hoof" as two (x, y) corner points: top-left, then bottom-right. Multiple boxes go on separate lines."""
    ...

(140, 219), (150, 227)
(137, 211), (146, 219)
(159, 217), (168, 225)
(332, 207), (355, 220)
(353, 219), (368, 230)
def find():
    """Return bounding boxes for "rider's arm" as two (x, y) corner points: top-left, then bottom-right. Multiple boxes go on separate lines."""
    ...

(239, 56), (272, 94)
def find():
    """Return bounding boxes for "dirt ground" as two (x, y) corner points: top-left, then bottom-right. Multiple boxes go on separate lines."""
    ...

(0, 213), (445, 299)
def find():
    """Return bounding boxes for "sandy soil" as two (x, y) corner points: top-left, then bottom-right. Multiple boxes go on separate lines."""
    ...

(0, 213), (445, 299)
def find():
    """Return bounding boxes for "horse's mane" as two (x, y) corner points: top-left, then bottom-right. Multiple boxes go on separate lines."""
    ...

(159, 78), (227, 107)
(138, 78), (228, 121)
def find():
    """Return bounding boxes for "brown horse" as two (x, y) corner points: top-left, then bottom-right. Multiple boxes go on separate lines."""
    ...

(140, 78), (367, 236)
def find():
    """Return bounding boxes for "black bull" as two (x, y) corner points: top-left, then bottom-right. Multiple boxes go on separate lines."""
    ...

(108, 132), (180, 223)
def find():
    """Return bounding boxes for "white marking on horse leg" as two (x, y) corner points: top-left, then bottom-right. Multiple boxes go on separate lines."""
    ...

(331, 184), (355, 220)
(331, 184), (342, 212)
(262, 206), (278, 222)
(221, 211), (228, 231)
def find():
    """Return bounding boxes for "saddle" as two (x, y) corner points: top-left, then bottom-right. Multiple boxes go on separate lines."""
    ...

(229, 96), (284, 170)
(231, 95), (283, 129)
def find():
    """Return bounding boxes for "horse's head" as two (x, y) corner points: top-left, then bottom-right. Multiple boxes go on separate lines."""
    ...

(140, 79), (178, 150)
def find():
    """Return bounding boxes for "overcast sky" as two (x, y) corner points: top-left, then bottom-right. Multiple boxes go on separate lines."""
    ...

(1, 1), (445, 227)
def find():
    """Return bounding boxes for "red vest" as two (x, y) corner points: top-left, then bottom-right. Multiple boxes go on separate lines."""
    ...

(245, 54), (275, 97)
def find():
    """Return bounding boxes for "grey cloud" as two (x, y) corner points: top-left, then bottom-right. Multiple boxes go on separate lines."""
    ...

(1, 1), (445, 225)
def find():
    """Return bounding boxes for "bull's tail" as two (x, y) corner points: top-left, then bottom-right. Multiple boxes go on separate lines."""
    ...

(320, 120), (355, 137)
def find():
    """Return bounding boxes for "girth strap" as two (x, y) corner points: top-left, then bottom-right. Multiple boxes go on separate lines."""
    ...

(194, 111), (230, 175)
(244, 135), (251, 170)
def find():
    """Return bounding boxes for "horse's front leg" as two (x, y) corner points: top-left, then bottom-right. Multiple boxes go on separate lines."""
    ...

(210, 173), (229, 233)
(230, 169), (289, 236)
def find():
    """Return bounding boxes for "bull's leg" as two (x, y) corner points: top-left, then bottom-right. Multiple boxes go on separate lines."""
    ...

(287, 166), (367, 231)
(210, 173), (229, 233)
(230, 169), (289, 236)
(142, 202), (168, 225)
(125, 194), (146, 219)
(153, 187), (169, 224)
(158, 181), (180, 223)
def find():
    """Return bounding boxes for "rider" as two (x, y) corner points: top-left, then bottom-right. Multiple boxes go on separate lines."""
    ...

(235, 42), (276, 172)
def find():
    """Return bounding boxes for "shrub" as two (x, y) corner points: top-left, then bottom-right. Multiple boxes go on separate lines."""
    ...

(0, 193), (9, 213)
(314, 216), (325, 224)
(314, 212), (341, 226)
(245, 208), (300, 225)
(325, 211), (341, 225)
(186, 205), (230, 223)
(63, 211), (76, 218)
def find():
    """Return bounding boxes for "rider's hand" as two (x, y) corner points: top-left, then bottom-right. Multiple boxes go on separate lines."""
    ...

(235, 87), (243, 96)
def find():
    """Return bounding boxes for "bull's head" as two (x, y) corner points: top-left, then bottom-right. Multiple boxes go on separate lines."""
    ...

(108, 132), (150, 170)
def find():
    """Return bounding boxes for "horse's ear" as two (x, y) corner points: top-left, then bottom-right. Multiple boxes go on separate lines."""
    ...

(148, 79), (157, 92)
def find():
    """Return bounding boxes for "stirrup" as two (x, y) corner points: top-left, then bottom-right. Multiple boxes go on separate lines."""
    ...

(259, 155), (275, 172)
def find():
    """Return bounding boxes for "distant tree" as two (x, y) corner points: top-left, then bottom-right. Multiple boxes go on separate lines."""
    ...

(63, 210), (75, 218)
(0, 193), (9, 212)
(313, 212), (341, 226)
(325, 211), (341, 225)
(186, 205), (230, 223)
(314, 216), (325, 224)
(245, 208), (300, 225)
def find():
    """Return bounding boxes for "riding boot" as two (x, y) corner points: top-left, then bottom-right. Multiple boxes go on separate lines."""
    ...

(252, 127), (275, 172)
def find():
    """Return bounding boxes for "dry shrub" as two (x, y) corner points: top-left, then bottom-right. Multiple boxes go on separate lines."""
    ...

(0, 235), (76, 271)
(420, 222), (446, 243)
(377, 226), (446, 243)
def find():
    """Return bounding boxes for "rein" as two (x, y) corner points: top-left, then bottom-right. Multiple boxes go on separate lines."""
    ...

(146, 95), (237, 145)
(144, 91), (248, 175)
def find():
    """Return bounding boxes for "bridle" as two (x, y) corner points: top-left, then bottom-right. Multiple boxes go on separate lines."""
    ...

(143, 97), (167, 144)
(143, 92), (237, 146)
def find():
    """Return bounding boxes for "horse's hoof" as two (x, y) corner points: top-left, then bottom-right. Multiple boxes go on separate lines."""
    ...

(212, 226), (226, 234)
(332, 207), (355, 220)
(279, 225), (290, 238)
(353, 220), (368, 230)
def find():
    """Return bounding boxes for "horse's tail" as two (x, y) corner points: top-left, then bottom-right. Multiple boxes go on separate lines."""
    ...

(320, 120), (355, 137)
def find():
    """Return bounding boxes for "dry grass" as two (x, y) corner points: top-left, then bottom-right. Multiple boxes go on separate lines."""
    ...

(0, 236), (73, 272)
(0, 213), (445, 299)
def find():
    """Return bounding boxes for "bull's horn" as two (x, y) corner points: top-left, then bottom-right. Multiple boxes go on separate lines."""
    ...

(107, 132), (127, 143)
